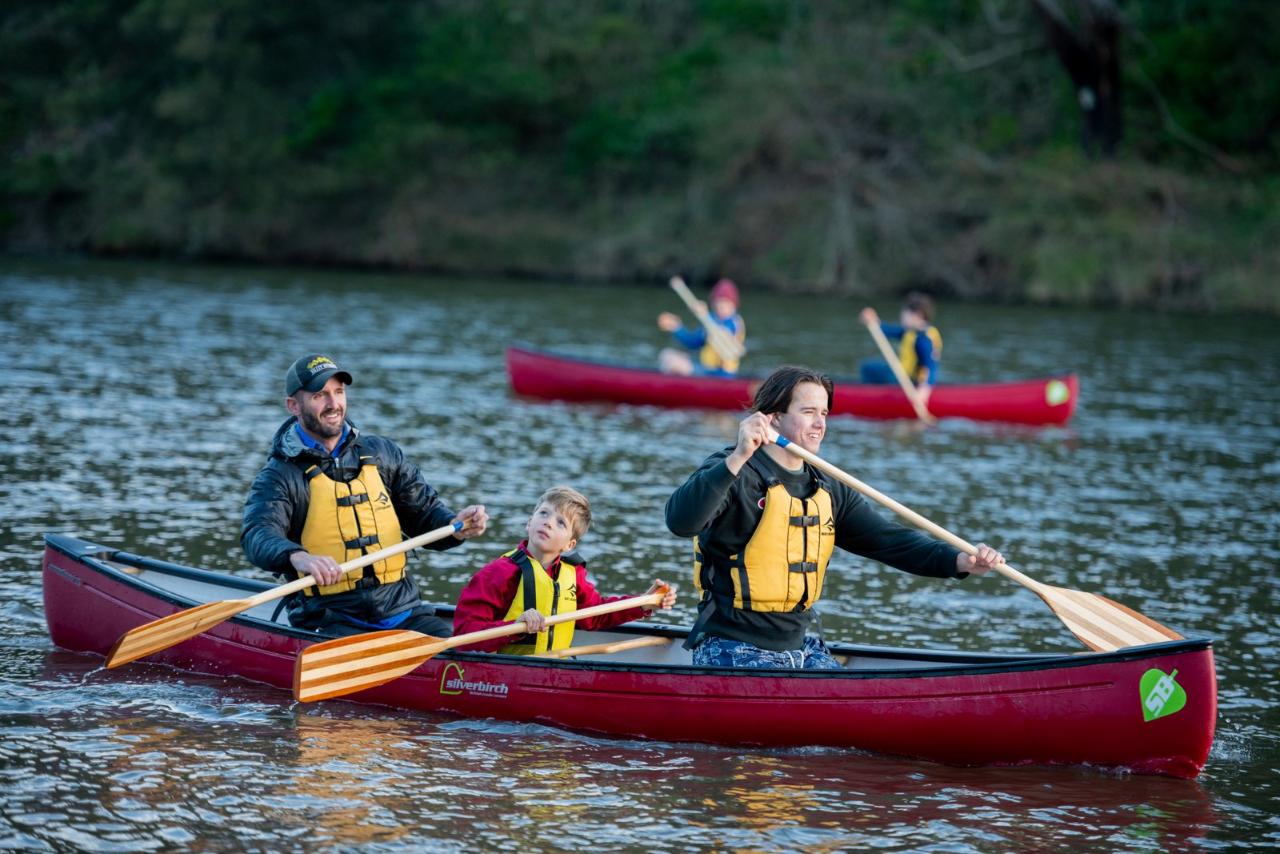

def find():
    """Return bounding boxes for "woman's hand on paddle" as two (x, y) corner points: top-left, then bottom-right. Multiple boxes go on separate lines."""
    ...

(726, 412), (772, 475)
(290, 551), (344, 586)
(958, 543), (1003, 576)
(859, 307), (879, 326)
(518, 608), (547, 634)
(453, 505), (489, 540)
(643, 580), (677, 612)
(657, 311), (681, 332)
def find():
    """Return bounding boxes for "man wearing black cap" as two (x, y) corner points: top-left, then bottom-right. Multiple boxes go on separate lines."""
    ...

(241, 353), (488, 636)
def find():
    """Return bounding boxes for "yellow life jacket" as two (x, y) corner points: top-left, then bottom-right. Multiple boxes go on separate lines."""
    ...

(298, 457), (405, 596)
(898, 325), (942, 385)
(698, 315), (746, 374)
(498, 548), (581, 654)
(693, 466), (836, 613)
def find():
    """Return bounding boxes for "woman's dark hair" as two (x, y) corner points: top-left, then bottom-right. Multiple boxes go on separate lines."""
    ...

(750, 366), (834, 414)
(903, 291), (936, 324)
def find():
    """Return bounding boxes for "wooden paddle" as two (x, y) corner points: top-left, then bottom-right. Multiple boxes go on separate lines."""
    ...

(767, 431), (1183, 651)
(669, 276), (746, 363)
(861, 313), (938, 425)
(536, 635), (672, 659)
(294, 587), (670, 702)
(106, 520), (464, 669)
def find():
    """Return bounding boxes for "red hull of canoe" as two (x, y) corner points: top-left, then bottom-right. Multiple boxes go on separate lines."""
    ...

(506, 347), (1079, 426)
(42, 535), (1213, 778)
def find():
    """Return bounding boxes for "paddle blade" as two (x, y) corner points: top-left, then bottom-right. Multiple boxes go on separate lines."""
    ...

(106, 598), (253, 669)
(294, 630), (447, 703)
(1036, 585), (1183, 652)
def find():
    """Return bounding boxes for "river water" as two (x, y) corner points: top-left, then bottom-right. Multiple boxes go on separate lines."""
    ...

(1, 257), (1276, 851)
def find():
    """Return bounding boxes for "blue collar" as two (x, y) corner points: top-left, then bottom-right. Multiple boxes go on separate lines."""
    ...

(295, 421), (349, 458)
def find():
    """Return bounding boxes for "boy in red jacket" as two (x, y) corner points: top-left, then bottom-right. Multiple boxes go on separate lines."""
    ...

(452, 486), (676, 653)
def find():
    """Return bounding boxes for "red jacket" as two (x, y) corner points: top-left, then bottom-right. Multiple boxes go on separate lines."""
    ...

(452, 542), (649, 652)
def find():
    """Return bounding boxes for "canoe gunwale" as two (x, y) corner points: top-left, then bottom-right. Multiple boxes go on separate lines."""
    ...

(45, 533), (1211, 681)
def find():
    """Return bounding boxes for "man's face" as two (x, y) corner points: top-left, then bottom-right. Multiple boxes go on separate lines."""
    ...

(771, 381), (828, 454)
(287, 377), (347, 440)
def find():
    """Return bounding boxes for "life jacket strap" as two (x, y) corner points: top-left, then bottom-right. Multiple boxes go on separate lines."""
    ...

(788, 561), (818, 574)
(682, 591), (731, 651)
(344, 534), (379, 550)
(335, 493), (369, 507)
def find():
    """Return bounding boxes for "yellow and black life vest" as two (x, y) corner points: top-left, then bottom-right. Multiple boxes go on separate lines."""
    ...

(298, 457), (405, 596)
(498, 548), (580, 654)
(693, 463), (836, 613)
(698, 315), (746, 374)
(898, 325), (942, 385)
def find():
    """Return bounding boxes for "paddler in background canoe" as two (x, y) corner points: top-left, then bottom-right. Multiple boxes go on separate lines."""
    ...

(452, 486), (676, 652)
(657, 277), (746, 376)
(241, 353), (488, 637)
(859, 291), (942, 404)
(665, 365), (1003, 668)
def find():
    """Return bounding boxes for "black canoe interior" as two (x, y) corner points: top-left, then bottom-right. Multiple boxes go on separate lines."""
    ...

(49, 533), (1209, 676)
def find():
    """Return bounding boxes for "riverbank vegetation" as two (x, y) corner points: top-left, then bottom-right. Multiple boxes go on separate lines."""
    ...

(3, 1), (1276, 312)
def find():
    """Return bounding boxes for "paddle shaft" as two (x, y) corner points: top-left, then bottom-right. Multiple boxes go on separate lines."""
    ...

(243, 519), (465, 608)
(536, 635), (672, 659)
(669, 276), (745, 362)
(863, 317), (937, 425)
(438, 587), (668, 653)
(770, 434), (1038, 591)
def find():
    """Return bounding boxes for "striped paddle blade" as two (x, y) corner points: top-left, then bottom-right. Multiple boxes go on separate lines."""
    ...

(294, 630), (447, 702)
(107, 599), (256, 668)
(1030, 584), (1183, 651)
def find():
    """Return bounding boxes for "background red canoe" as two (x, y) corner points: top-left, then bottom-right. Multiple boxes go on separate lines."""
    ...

(506, 346), (1079, 426)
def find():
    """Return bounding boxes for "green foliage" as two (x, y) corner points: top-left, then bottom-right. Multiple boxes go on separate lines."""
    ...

(0, 0), (1275, 311)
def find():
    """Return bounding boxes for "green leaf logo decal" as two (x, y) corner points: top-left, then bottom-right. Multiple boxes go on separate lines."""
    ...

(1045, 379), (1071, 406)
(1140, 668), (1187, 722)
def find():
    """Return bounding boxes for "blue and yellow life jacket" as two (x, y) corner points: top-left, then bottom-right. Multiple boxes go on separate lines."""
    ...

(698, 315), (746, 374)
(298, 457), (405, 596)
(898, 325), (942, 385)
(499, 548), (580, 654)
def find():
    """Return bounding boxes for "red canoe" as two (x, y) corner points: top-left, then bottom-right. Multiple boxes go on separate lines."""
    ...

(507, 346), (1079, 426)
(43, 534), (1215, 778)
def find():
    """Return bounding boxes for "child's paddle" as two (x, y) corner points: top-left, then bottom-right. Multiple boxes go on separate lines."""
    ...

(669, 276), (746, 363)
(768, 432), (1183, 651)
(106, 521), (464, 669)
(293, 587), (670, 702)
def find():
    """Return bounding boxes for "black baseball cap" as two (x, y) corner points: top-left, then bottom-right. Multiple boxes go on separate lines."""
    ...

(285, 354), (354, 396)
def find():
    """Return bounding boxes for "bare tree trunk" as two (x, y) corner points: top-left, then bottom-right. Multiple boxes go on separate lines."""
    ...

(1030, 0), (1123, 157)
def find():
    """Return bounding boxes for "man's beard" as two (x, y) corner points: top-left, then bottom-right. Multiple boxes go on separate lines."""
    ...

(299, 408), (344, 440)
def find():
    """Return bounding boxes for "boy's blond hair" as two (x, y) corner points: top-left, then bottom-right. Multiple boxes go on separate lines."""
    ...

(536, 485), (592, 542)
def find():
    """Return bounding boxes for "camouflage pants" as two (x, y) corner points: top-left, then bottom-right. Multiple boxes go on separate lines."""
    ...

(692, 635), (843, 669)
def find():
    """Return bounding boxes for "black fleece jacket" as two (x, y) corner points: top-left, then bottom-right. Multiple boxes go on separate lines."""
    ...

(665, 447), (963, 650)
(241, 417), (461, 625)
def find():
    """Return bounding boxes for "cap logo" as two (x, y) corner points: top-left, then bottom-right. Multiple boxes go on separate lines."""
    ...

(307, 356), (337, 372)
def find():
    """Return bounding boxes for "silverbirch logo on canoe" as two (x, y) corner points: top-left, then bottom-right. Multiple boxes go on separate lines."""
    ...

(439, 662), (509, 699)
(1140, 668), (1187, 722)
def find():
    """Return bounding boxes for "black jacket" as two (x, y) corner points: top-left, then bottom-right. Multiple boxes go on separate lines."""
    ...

(665, 448), (963, 650)
(241, 417), (461, 627)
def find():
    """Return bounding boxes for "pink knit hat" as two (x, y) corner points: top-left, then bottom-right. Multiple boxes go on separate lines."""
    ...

(709, 278), (740, 309)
